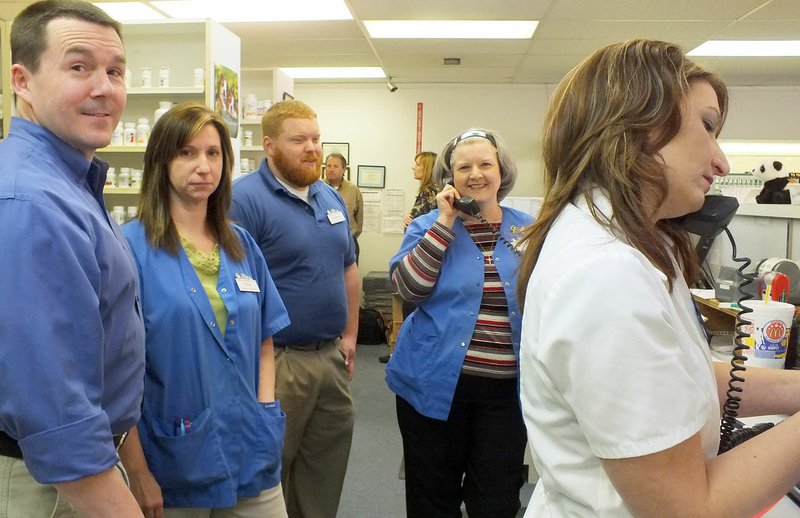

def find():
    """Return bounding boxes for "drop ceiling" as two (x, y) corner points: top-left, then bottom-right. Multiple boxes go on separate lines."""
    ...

(1, 0), (799, 86)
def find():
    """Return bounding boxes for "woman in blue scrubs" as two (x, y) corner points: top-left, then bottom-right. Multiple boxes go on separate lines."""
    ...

(119, 102), (290, 518)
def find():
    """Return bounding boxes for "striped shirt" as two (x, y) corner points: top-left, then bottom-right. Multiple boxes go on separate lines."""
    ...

(392, 221), (516, 379)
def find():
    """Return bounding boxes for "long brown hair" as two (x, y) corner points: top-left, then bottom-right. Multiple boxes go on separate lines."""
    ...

(517, 39), (728, 307)
(414, 151), (437, 193)
(137, 102), (244, 261)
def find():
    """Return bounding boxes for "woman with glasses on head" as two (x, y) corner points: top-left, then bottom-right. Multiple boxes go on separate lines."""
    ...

(119, 102), (289, 518)
(386, 129), (534, 518)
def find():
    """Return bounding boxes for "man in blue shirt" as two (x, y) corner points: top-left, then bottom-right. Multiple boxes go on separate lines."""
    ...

(0, 2), (145, 516)
(231, 99), (359, 518)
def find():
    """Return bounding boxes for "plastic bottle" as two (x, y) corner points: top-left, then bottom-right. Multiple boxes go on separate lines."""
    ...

(111, 122), (123, 146)
(194, 68), (205, 88)
(141, 67), (152, 88)
(154, 101), (173, 123)
(158, 67), (170, 88)
(105, 167), (116, 187)
(117, 168), (131, 188)
(123, 122), (136, 146)
(245, 94), (258, 119)
(136, 118), (150, 145)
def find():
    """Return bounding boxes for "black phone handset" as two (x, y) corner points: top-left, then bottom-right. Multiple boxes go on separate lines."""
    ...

(673, 195), (774, 453)
(446, 179), (520, 255)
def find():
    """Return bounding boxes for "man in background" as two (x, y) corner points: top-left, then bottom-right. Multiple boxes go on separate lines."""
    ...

(0, 1), (145, 516)
(231, 99), (359, 518)
(324, 152), (364, 263)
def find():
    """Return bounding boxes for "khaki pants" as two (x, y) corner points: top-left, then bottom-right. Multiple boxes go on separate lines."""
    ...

(275, 340), (355, 518)
(164, 483), (287, 518)
(0, 455), (126, 518)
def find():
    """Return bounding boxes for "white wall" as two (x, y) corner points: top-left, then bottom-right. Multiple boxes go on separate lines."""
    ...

(295, 83), (800, 278)
(296, 83), (549, 277)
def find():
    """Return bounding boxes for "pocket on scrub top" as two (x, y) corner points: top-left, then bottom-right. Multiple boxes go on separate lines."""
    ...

(144, 407), (229, 489)
(239, 401), (286, 483)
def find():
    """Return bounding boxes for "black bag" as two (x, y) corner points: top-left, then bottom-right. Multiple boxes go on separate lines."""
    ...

(357, 307), (389, 345)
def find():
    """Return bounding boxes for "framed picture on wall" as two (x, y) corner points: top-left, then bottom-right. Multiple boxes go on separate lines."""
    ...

(322, 142), (350, 164)
(357, 165), (385, 189)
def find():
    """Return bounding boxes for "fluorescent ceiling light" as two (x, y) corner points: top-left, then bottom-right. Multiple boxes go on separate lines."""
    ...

(689, 40), (800, 56)
(364, 20), (537, 39)
(720, 140), (800, 155)
(280, 67), (385, 79)
(94, 2), (166, 21)
(150, 0), (352, 22)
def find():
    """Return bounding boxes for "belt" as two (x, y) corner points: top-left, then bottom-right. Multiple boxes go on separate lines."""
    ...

(275, 339), (335, 351)
(0, 430), (126, 460)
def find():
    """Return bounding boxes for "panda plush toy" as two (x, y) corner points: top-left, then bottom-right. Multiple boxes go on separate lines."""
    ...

(751, 159), (791, 204)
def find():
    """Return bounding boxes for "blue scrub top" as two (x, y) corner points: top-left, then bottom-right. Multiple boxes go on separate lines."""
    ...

(124, 220), (289, 508)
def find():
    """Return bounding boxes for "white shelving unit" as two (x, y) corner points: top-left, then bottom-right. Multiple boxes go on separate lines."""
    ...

(99, 19), (240, 214)
(238, 69), (293, 175)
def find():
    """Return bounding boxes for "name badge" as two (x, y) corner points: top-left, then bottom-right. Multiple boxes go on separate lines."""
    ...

(327, 209), (346, 224)
(235, 273), (260, 292)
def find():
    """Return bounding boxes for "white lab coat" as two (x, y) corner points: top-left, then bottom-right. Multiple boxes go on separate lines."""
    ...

(519, 191), (720, 517)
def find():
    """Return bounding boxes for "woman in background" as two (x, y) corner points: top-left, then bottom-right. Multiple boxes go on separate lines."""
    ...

(386, 129), (533, 517)
(382, 151), (441, 364)
(402, 151), (439, 229)
(120, 102), (289, 518)
(518, 39), (800, 517)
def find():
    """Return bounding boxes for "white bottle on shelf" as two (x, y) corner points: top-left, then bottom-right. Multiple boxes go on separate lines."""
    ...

(154, 101), (173, 124)
(245, 94), (258, 119)
(105, 167), (116, 187)
(111, 122), (123, 146)
(117, 168), (131, 188)
(123, 122), (136, 146)
(136, 118), (151, 145)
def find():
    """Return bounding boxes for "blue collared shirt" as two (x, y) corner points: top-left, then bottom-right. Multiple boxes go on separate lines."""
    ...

(230, 159), (356, 345)
(124, 220), (290, 507)
(0, 117), (145, 483)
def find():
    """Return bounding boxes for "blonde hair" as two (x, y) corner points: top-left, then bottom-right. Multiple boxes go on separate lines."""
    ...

(518, 39), (728, 306)
(414, 151), (437, 192)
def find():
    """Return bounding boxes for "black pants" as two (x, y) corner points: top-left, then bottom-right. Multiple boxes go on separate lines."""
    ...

(396, 374), (527, 518)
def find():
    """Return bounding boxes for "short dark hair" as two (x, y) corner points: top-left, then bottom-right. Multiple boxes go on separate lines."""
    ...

(325, 153), (347, 168)
(11, 0), (123, 73)
(137, 102), (243, 261)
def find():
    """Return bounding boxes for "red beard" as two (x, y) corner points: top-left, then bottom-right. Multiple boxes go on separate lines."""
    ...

(272, 146), (321, 188)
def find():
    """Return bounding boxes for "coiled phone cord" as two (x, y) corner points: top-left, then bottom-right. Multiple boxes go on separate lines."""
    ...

(472, 212), (521, 256)
(717, 227), (774, 454)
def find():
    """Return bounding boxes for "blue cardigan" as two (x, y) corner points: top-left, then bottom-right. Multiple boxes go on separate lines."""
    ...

(385, 207), (534, 420)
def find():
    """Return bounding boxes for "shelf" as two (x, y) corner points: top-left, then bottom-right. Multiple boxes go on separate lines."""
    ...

(241, 118), (261, 125)
(127, 86), (203, 96)
(242, 146), (263, 152)
(98, 146), (147, 152)
(104, 187), (140, 195)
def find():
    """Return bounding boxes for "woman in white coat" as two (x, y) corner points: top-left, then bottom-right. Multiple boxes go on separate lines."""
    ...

(517, 39), (800, 517)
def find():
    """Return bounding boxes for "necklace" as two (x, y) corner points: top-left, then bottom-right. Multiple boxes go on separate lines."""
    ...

(467, 222), (498, 266)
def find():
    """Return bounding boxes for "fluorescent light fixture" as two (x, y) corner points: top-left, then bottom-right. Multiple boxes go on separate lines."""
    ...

(280, 67), (386, 79)
(689, 40), (800, 57)
(720, 140), (800, 155)
(150, 0), (352, 22)
(364, 20), (537, 39)
(94, 2), (166, 21)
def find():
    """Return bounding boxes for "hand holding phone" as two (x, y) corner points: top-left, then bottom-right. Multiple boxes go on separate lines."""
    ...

(446, 179), (481, 216)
